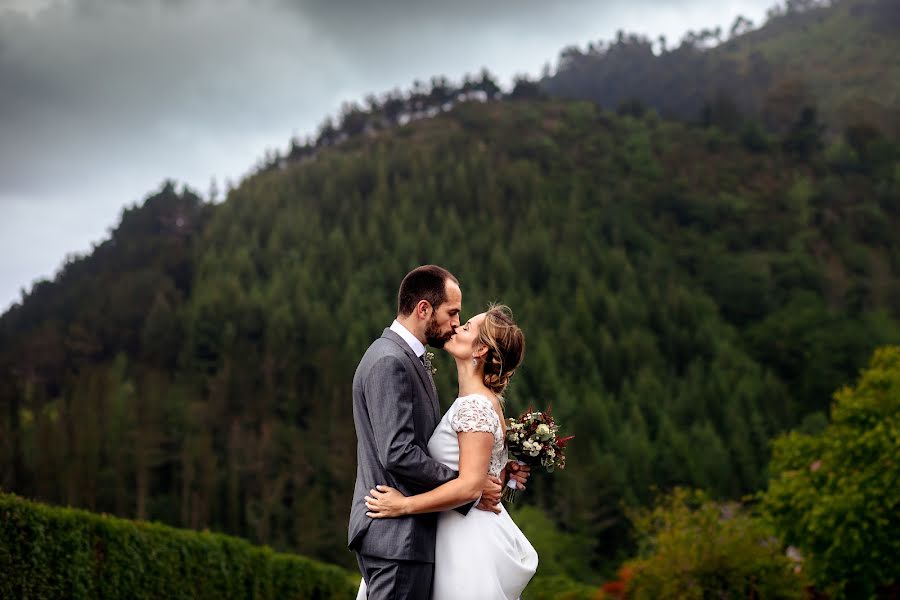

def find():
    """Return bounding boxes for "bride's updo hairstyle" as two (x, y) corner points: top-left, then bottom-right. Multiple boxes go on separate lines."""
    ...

(476, 304), (525, 396)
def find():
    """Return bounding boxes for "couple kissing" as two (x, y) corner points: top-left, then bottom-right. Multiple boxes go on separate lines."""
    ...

(348, 265), (538, 600)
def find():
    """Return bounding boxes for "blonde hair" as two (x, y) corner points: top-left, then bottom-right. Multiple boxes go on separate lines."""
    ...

(476, 304), (525, 395)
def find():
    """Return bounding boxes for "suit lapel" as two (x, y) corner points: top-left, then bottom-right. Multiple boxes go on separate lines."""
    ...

(381, 329), (441, 424)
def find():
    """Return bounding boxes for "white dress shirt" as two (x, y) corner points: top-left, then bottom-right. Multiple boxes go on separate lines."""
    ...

(390, 319), (426, 359)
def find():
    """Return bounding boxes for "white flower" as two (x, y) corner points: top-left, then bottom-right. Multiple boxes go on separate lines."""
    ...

(536, 424), (550, 438)
(423, 351), (437, 374)
(521, 439), (541, 457)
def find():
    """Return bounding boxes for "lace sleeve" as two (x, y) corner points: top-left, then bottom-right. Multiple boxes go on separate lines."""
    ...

(450, 395), (498, 434)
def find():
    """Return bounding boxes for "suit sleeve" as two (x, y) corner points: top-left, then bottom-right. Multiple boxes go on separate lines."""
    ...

(365, 355), (459, 494)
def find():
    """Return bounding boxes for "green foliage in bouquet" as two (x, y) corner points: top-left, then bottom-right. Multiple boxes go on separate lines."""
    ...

(626, 488), (807, 600)
(0, 492), (356, 600)
(762, 346), (900, 599)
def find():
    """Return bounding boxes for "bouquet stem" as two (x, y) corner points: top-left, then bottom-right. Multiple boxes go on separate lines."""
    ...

(501, 461), (525, 503)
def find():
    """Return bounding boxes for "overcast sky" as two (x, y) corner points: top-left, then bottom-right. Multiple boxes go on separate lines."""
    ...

(0, 0), (775, 312)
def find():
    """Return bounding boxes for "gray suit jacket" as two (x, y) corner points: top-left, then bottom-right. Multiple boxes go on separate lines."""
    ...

(348, 328), (470, 562)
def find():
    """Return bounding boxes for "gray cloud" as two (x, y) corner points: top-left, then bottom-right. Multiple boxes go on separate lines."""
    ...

(0, 0), (773, 310)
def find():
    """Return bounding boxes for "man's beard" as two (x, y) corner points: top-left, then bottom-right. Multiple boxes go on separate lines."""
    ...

(425, 314), (452, 348)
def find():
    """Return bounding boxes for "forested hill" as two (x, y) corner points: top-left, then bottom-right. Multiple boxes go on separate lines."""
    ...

(542, 0), (900, 137)
(1, 97), (899, 576)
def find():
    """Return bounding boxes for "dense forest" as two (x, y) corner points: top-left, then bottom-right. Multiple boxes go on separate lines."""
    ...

(1, 0), (899, 591)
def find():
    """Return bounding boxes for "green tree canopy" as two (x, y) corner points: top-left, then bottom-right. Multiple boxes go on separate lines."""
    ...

(763, 346), (900, 599)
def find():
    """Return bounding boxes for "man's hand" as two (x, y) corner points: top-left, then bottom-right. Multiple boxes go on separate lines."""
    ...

(506, 461), (531, 490)
(474, 476), (502, 514)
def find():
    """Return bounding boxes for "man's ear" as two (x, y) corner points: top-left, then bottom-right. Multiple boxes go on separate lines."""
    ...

(415, 299), (432, 320)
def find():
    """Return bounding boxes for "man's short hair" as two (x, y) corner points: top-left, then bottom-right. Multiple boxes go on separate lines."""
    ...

(398, 265), (459, 317)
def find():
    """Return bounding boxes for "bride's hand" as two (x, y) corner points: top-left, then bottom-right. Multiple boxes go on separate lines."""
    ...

(365, 485), (410, 518)
(507, 461), (531, 490)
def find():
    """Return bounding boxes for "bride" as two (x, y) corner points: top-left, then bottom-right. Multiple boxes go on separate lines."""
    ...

(362, 304), (538, 599)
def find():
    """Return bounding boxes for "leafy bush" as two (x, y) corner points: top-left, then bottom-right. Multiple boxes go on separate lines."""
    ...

(510, 505), (595, 582)
(523, 574), (600, 600)
(0, 492), (356, 600)
(763, 346), (900, 599)
(626, 489), (806, 600)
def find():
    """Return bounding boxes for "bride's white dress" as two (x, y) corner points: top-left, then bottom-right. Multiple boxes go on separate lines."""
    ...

(357, 393), (538, 599)
(429, 393), (539, 599)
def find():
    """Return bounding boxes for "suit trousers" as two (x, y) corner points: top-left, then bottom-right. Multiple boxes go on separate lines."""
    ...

(356, 552), (434, 600)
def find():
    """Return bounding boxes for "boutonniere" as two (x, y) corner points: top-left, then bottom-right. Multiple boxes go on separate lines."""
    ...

(423, 351), (437, 375)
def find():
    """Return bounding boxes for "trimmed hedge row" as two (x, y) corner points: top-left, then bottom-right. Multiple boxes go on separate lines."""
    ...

(0, 492), (357, 599)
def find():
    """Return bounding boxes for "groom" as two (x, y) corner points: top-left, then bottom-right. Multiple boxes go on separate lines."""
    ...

(349, 265), (503, 599)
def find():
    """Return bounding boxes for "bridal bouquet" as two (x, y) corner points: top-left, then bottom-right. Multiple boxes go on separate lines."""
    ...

(502, 408), (573, 503)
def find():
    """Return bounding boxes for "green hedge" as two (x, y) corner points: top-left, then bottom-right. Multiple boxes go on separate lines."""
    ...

(0, 492), (357, 599)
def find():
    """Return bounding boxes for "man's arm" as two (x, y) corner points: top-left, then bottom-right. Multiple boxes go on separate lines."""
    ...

(365, 355), (457, 493)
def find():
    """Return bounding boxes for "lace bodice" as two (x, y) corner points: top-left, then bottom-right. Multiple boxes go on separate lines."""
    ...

(428, 394), (507, 478)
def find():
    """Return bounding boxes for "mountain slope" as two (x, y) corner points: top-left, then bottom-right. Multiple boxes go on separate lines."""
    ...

(1, 98), (899, 574)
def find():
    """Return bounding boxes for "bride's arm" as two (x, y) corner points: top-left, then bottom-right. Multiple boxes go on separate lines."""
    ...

(365, 431), (493, 517)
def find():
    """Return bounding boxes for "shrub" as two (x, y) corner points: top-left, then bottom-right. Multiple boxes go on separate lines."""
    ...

(626, 488), (806, 600)
(0, 492), (356, 600)
(523, 574), (600, 600)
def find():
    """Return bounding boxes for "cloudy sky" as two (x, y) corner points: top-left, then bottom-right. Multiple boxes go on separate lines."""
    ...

(0, 0), (774, 312)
